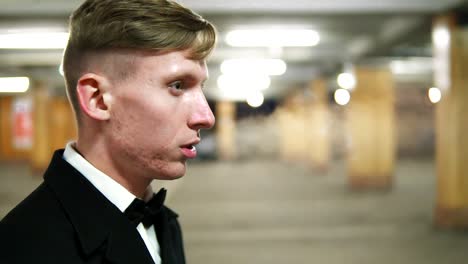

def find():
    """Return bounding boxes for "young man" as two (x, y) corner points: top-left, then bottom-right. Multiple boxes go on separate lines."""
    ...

(0, 0), (216, 263)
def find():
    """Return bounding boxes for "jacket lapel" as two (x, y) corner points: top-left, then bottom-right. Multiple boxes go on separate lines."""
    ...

(44, 150), (155, 264)
(105, 220), (155, 264)
(157, 207), (185, 264)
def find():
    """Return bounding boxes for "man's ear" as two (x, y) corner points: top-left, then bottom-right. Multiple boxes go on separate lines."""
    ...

(76, 73), (113, 121)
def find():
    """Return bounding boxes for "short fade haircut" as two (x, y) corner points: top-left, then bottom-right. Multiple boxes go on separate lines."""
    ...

(62, 0), (217, 121)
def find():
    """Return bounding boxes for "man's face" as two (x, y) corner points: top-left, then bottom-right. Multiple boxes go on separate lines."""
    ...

(106, 49), (215, 181)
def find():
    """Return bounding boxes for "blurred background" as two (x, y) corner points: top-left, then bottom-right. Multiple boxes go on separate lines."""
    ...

(1, 0), (468, 263)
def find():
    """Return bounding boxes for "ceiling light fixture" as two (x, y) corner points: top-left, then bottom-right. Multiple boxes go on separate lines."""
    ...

(246, 91), (264, 108)
(428, 87), (442, 104)
(0, 32), (69, 49)
(0, 77), (30, 93)
(221, 59), (287, 76)
(226, 29), (320, 47)
(218, 74), (271, 92)
(337, 72), (356, 90)
(433, 26), (450, 48)
(334, 89), (351, 106)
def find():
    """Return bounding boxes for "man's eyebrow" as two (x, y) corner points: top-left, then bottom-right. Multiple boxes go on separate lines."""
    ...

(169, 71), (208, 85)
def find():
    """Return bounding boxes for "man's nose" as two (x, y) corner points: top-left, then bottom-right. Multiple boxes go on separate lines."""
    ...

(188, 92), (215, 131)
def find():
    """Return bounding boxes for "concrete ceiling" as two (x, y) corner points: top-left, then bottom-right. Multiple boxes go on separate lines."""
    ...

(0, 0), (464, 15)
(0, 0), (466, 100)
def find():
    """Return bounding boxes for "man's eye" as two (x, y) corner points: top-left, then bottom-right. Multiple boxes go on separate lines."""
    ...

(169, 81), (183, 90)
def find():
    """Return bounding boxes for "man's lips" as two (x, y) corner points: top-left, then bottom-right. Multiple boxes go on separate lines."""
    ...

(180, 139), (200, 159)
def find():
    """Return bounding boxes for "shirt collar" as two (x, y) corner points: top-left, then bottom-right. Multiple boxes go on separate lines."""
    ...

(63, 142), (153, 212)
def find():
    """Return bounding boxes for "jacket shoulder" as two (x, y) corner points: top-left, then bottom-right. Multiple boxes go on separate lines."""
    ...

(0, 182), (82, 263)
(1, 181), (63, 226)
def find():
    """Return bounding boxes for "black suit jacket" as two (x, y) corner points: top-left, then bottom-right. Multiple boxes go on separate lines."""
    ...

(0, 150), (185, 264)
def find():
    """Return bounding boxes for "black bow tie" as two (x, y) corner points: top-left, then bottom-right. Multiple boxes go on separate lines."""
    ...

(124, 188), (167, 228)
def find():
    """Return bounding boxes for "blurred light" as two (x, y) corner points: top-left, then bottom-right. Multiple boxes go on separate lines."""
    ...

(246, 91), (264, 108)
(428, 87), (442, 104)
(433, 27), (450, 48)
(268, 46), (283, 57)
(337, 73), (356, 90)
(226, 29), (320, 47)
(334, 89), (350, 106)
(0, 32), (69, 49)
(433, 23), (451, 92)
(0, 77), (30, 93)
(217, 74), (271, 92)
(390, 59), (433, 75)
(59, 63), (64, 76)
(221, 59), (287, 76)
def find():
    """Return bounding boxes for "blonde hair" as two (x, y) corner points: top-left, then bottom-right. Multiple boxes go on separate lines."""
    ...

(62, 0), (217, 119)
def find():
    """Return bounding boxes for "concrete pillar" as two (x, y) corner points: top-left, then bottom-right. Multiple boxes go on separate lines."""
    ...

(278, 91), (307, 162)
(31, 81), (52, 172)
(277, 106), (292, 161)
(0, 96), (31, 161)
(347, 68), (396, 190)
(292, 94), (307, 162)
(433, 14), (468, 228)
(0, 96), (13, 160)
(216, 101), (236, 160)
(49, 98), (76, 151)
(306, 79), (330, 171)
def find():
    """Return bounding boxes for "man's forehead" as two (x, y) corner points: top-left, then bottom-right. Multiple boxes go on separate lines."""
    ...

(88, 48), (208, 78)
(121, 50), (208, 81)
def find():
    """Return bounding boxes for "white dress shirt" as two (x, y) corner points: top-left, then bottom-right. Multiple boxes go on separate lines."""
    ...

(63, 142), (161, 264)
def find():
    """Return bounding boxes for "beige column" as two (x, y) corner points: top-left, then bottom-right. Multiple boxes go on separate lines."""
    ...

(31, 81), (52, 172)
(49, 97), (77, 151)
(216, 101), (236, 160)
(347, 68), (396, 189)
(292, 93), (307, 162)
(0, 96), (13, 160)
(278, 91), (307, 162)
(277, 106), (292, 161)
(305, 79), (330, 171)
(433, 15), (468, 228)
(0, 96), (31, 161)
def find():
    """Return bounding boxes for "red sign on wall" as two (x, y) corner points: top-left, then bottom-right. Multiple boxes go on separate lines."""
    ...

(12, 98), (33, 150)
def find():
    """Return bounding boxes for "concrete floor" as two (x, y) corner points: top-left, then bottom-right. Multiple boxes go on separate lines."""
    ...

(1, 158), (467, 263)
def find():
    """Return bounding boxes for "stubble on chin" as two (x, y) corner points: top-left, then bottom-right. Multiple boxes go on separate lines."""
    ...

(139, 151), (185, 180)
